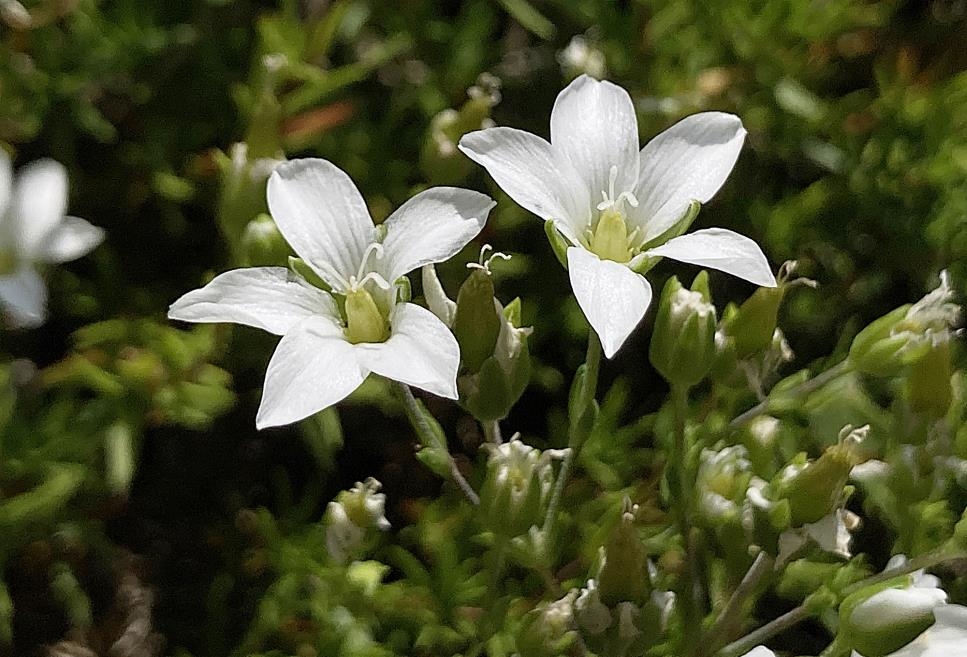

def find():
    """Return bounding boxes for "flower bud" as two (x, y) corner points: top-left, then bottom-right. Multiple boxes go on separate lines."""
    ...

(774, 426), (866, 526)
(840, 566), (947, 657)
(722, 285), (783, 360)
(596, 501), (651, 607)
(849, 271), (960, 376)
(558, 35), (607, 79)
(479, 438), (563, 538)
(575, 580), (612, 635)
(324, 478), (390, 564)
(649, 272), (717, 388)
(421, 74), (500, 185)
(240, 214), (291, 267)
(517, 590), (579, 657)
(696, 446), (752, 526)
(216, 143), (281, 261)
(453, 268), (501, 373)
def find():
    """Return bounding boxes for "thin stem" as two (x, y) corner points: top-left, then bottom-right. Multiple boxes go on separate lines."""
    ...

(672, 384), (703, 657)
(396, 383), (480, 506)
(701, 552), (775, 656)
(483, 420), (503, 445)
(729, 360), (851, 429)
(717, 605), (813, 657)
(542, 331), (602, 546)
(841, 549), (967, 597)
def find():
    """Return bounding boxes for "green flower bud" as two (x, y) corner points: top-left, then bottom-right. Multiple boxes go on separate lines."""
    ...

(479, 438), (563, 539)
(597, 501), (651, 607)
(649, 272), (717, 388)
(575, 580), (612, 635)
(723, 285), (783, 359)
(775, 426), (866, 526)
(216, 143), (281, 261)
(241, 214), (291, 266)
(850, 271), (960, 376)
(696, 446), (752, 525)
(840, 571), (946, 657)
(453, 268), (501, 373)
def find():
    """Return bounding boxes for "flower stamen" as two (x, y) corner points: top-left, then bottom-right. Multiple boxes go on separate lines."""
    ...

(466, 243), (512, 274)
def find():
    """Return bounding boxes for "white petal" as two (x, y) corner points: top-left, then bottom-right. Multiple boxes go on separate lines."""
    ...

(267, 159), (376, 290)
(11, 158), (69, 256)
(39, 216), (105, 263)
(421, 264), (456, 327)
(168, 267), (340, 336)
(0, 149), (11, 218)
(567, 247), (653, 359)
(355, 302), (459, 399)
(634, 112), (746, 242)
(379, 187), (493, 282)
(646, 228), (777, 288)
(458, 127), (590, 243)
(0, 266), (47, 329)
(550, 75), (640, 206)
(256, 317), (366, 429)
(739, 649), (777, 657)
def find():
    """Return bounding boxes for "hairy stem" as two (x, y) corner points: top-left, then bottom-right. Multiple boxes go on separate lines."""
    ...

(729, 360), (852, 429)
(701, 552), (775, 656)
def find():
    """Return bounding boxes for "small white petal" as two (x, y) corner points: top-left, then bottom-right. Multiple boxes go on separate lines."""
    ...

(379, 187), (493, 282)
(646, 228), (777, 288)
(0, 265), (47, 329)
(421, 265), (456, 327)
(567, 247), (653, 359)
(168, 267), (341, 336)
(256, 317), (367, 429)
(39, 216), (105, 264)
(0, 149), (11, 218)
(267, 159), (376, 289)
(550, 75), (640, 207)
(11, 158), (69, 257)
(458, 127), (590, 243)
(356, 302), (459, 399)
(634, 112), (746, 242)
(739, 648), (777, 657)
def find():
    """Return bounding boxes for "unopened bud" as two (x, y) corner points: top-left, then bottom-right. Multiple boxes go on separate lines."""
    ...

(324, 478), (390, 563)
(479, 438), (562, 538)
(241, 214), (291, 266)
(596, 500), (651, 607)
(517, 590), (579, 657)
(649, 272), (717, 388)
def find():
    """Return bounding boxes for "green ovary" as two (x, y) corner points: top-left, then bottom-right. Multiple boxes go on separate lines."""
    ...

(344, 289), (390, 344)
(589, 208), (634, 263)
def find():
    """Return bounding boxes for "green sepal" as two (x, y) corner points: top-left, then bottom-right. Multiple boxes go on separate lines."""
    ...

(395, 275), (412, 303)
(287, 256), (332, 293)
(640, 200), (701, 251)
(723, 285), (784, 359)
(453, 268), (501, 373)
(544, 220), (571, 269)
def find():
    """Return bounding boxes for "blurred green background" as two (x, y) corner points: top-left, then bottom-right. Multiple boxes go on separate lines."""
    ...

(2, 0), (966, 655)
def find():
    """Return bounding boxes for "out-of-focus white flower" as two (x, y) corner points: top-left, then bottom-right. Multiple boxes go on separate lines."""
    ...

(740, 648), (777, 657)
(169, 158), (493, 428)
(460, 75), (775, 357)
(558, 35), (607, 79)
(0, 152), (104, 328)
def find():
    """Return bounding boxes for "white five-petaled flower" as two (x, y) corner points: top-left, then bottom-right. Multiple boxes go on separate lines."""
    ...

(0, 151), (104, 328)
(168, 158), (494, 429)
(459, 74), (777, 358)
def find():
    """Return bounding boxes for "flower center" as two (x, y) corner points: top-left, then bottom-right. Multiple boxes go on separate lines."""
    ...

(588, 166), (639, 263)
(345, 288), (390, 344)
(340, 242), (392, 344)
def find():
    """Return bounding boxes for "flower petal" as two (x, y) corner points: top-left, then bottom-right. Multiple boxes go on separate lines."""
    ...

(39, 216), (105, 264)
(168, 267), (340, 336)
(355, 302), (459, 399)
(647, 228), (777, 287)
(267, 159), (376, 290)
(12, 158), (69, 257)
(633, 112), (746, 242)
(421, 264), (456, 327)
(550, 75), (640, 207)
(567, 247), (653, 359)
(458, 127), (590, 243)
(0, 150), (11, 219)
(256, 317), (366, 429)
(0, 265), (47, 329)
(379, 187), (493, 282)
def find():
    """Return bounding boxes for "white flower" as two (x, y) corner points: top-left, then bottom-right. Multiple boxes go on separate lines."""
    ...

(169, 158), (494, 428)
(740, 648), (777, 657)
(0, 151), (104, 328)
(459, 75), (776, 357)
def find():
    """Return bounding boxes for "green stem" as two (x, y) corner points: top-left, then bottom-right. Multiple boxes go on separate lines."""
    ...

(701, 552), (775, 656)
(672, 384), (702, 657)
(483, 419), (503, 445)
(729, 360), (852, 429)
(396, 383), (480, 506)
(717, 605), (813, 657)
(542, 331), (601, 548)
